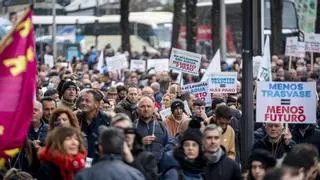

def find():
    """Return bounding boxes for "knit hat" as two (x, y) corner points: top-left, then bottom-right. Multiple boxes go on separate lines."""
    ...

(181, 120), (202, 146)
(171, 99), (184, 112)
(59, 81), (77, 99)
(249, 149), (276, 168)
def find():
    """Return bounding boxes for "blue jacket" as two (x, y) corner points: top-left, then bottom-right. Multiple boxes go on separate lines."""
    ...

(133, 118), (169, 161)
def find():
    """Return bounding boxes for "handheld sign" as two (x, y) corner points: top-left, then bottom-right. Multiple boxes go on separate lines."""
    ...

(159, 108), (172, 120)
(305, 33), (320, 53)
(106, 54), (128, 71)
(208, 72), (238, 94)
(256, 82), (316, 124)
(44, 54), (54, 69)
(169, 48), (201, 76)
(182, 81), (212, 107)
(130, 59), (146, 72)
(147, 58), (169, 72)
(285, 37), (298, 57)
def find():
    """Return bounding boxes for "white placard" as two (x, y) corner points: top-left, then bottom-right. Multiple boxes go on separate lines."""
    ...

(169, 48), (201, 76)
(182, 81), (212, 107)
(208, 72), (238, 94)
(159, 108), (172, 120)
(285, 37), (305, 58)
(305, 33), (320, 53)
(106, 54), (128, 71)
(130, 59), (146, 72)
(44, 54), (54, 69)
(256, 82), (316, 124)
(147, 58), (169, 72)
(253, 56), (262, 78)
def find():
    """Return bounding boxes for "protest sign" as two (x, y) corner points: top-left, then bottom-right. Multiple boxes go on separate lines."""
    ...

(106, 54), (128, 71)
(256, 82), (316, 124)
(258, 36), (272, 81)
(182, 81), (212, 107)
(208, 72), (238, 93)
(305, 33), (320, 53)
(183, 100), (192, 116)
(44, 54), (54, 69)
(147, 58), (169, 72)
(169, 48), (201, 76)
(130, 59), (146, 72)
(253, 56), (261, 78)
(159, 108), (172, 120)
(201, 49), (221, 81)
(285, 36), (298, 57)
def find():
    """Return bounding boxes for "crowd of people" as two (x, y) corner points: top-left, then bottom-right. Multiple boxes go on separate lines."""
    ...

(1, 44), (320, 180)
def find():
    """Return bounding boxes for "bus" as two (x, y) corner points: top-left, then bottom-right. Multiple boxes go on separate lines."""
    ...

(180, 0), (300, 57)
(32, 12), (173, 53)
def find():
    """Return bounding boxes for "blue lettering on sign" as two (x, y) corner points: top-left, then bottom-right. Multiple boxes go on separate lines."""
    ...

(191, 87), (206, 93)
(211, 77), (235, 84)
(262, 90), (311, 98)
(269, 83), (304, 91)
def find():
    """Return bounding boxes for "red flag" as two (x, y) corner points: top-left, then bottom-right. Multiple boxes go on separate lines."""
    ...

(0, 9), (37, 166)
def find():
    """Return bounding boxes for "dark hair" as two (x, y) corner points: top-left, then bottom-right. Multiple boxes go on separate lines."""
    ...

(44, 89), (58, 97)
(9, 12), (17, 19)
(282, 143), (319, 171)
(49, 108), (80, 132)
(116, 85), (127, 93)
(85, 89), (104, 102)
(41, 96), (57, 106)
(99, 127), (125, 155)
(193, 99), (205, 107)
(180, 92), (192, 102)
(215, 105), (230, 120)
(263, 167), (301, 180)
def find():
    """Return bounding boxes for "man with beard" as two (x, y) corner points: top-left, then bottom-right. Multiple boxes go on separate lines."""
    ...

(76, 90), (111, 158)
(202, 124), (241, 180)
(57, 81), (77, 110)
(115, 86), (139, 121)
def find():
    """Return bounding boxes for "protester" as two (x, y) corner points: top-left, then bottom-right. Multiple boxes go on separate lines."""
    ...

(151, 82), (163, 105)
(252, 123), (294, 159)
(37, 127), (86, 180)
(28, 101), (48, 149)
(263, 167), (304, 180)
(41, 97), (57, 123)
(163, 99), (190, 137)
(76, 90), (111, 158)
(114, 86), (139, 121)
(48, 108), (80, 131)
(247, 149), (277, 180)
(3, 168), (33, 180)
(57, 81), (78, 110)
(161, 120), (206, 180)
(134, 97), (169, 161)
(161, 93), (175, 110)
(202, 124), (241, 180)
(75, 127), (145, 180)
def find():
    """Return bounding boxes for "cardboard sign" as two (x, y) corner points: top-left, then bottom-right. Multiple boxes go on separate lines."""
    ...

(208, 72), (238, 94)
(147, 58), (169, 72)
(44, 54), (54, 69)
(182, 81), (212, 107)
(169, 48), (201, 76)
(285, 37), (305, 58)
(256, 82), (316, 124)
(106, 54), (128, 71)
(130, 59), (146, 72)
(305, 33), (320, 53)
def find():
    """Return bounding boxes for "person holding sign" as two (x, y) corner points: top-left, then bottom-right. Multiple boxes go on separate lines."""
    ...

(252, 123), (295, 159)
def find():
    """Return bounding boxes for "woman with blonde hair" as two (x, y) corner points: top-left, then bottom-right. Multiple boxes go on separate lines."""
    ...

(161, 93), (175, 110)
(37, 127), (86, 180)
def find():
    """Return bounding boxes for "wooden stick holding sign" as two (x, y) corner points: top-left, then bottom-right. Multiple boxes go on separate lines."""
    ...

(311, 52), (314, 72)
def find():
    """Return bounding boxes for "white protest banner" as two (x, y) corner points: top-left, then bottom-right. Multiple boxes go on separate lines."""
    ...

(258, 36), (272, 81)
(130, 59), (146, 72)
(44, 54), (54, 69)
(147, 58), (169, 72)
(159, 108), (172, 120)
(169, 48), (201, 76)
(253, 56), (261, 78)
(256, 81), (316, 124)
(208, 72), (238, 94)
(295, 42), (306, 58)
(201, 49), (221, 82)
(106, 54), (128, 71)
(182, 81), (212, 107)
(305, 33), (320, 53)
(285, 36), (298, 57)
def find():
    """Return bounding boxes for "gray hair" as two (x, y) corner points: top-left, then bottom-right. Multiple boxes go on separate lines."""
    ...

(111, 113), (131, 126)
(203, 124), (223, 136)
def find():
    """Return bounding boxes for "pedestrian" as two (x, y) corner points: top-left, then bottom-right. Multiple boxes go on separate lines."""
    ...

(246, 149), (276, 180)
(41, 96), (57, 124)
(161, 93), (175, 110)
(37, 127), (87, 180)
(202, 124), (241, 180)
(115, 86), (139, 121)
(57, 81), (78, 110)
(75, 127), (145, 180)
(161, 120), (206, 180)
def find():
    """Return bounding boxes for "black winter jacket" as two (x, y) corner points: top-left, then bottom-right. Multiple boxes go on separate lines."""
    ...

(37, 161), (62, 180)
(114, 98), (139, 121)
(292, 126), (320, 153)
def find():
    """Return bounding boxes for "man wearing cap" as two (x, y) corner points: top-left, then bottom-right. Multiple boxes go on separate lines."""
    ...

(57, 81), (78, 110)
(163, 99), (190, 137)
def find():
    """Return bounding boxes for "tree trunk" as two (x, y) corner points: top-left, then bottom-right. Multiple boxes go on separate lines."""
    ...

(120, 0), (131, 55)
(186, 0), (197, 52)
(270, 0), (282, 56)
(171, 0), (184, 49)
(211, 0), (220, 56)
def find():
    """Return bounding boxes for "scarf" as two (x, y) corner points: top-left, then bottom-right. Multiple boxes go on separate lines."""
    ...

(173, 148), (205, 174)
(206, 147), (224, 164)
(38, 147), (87, 180)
